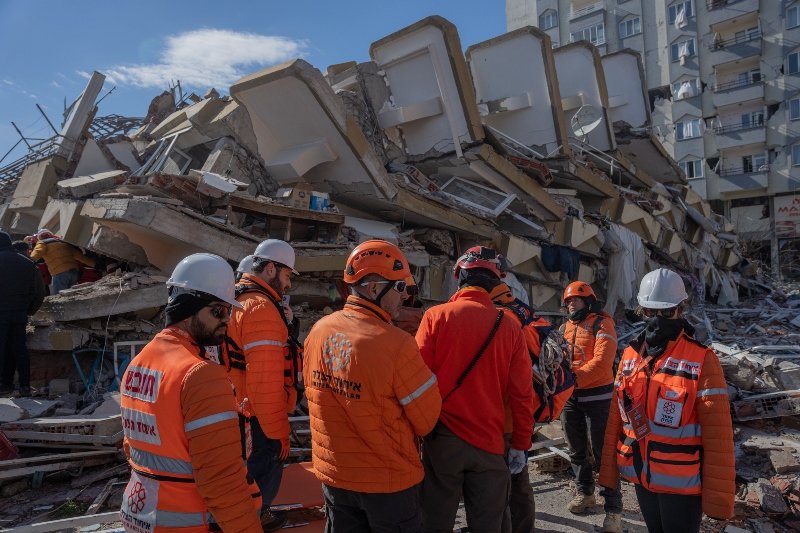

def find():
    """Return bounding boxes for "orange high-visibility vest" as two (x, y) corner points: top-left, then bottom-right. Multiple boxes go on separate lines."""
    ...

(613, 334), (714, 495)
(120, 327), (259, 533)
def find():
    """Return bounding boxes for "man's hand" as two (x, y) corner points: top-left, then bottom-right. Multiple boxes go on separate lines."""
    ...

(507, 448), (527, 475)
(282, 302), (294, 323)
(279, 436), (290, 461)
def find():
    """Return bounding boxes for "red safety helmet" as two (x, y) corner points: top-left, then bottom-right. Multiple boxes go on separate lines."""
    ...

(344, 240), (413, 284)
(563, 281), (596, 303)
(453, 246), (506, 280)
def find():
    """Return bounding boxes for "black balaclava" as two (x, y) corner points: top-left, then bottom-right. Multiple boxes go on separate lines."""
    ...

(0, 231), (12, 250)
(165, 290), (220, 326)
(641, 315), (691, 357)
(459, 268), (502, 293)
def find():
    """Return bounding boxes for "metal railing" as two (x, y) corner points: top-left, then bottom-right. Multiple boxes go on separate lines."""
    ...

(706, 0), (751, 11)
(570, 2), (604, 19)
(710, 31), (761, 51)
(719, 164), (769, 177)
(714, 118), (764, 135)
(713, 77), (762, 93)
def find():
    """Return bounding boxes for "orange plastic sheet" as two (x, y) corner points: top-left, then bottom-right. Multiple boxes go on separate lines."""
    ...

(271, 462), (324, 510)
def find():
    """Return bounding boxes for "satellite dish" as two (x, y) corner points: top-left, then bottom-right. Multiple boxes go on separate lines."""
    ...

(570, 104), (603, 138)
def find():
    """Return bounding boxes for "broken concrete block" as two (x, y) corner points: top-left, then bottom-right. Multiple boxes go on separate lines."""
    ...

(57, 170), (127, 198)
(86, 225), (150, 266)
(36, 282), (167, 322)
(48, 378), (71, 397)
(370, 16), (484, 158)
(768, 449), (800, 474)
(0, 398), (58, 423)
(37, 198), (93, 246)
(93, 393), (121, 416)
(775, 361), (800, 391)
(466, 26), (569, 158)
(755, 478), (790, 514)
(58, 71), (105, 156)
(71, 138), (118, 178)
(602, 50), (649, 130)
(9, 156), (69, 211)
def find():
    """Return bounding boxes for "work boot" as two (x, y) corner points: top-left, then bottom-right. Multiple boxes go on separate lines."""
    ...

(260, 510), (287, 532)
(567, 492), (596, 514)
(602, 512), (622, 532)
(0, 384), (13, 397)
(17, 387), (31, 397)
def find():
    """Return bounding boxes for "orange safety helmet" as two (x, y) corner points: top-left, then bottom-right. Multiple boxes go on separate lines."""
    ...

(344, 240), (413, 284)
(453, 246), (505, 280)
(563, 281), (596, 302)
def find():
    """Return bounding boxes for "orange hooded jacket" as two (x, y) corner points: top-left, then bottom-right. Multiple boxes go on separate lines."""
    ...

(561, 311), (617, 392)
(120, 327), (261, 533)
(303, 295), (441, 493)
(226, 274), (295, 440)
(598, 332), (735, 520)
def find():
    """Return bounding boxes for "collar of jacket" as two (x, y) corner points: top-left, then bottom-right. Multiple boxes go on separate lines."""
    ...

(344, 295), (392, 323)
(629, 324), (695, 356)
(449, 285), (492, 304)
(239, 272), (280, 300)
(162, 325), (202, 352)
(488, 282), (514, 304)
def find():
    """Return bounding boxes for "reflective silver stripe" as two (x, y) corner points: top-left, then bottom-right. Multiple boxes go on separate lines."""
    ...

(649, 471), (701, 490)
(577, 392), (613, 402)
(649, 423), (701, 439)
(399, 375), (437, 406)
(618, 465), (638, 480)
(130, 446), (193, 475)
(243, 339), (285, 350)
(157, 510), (211, 527)
(697, 388), (728, 398)
(184, 411), (238, 432)
(596, 333), (617, 343)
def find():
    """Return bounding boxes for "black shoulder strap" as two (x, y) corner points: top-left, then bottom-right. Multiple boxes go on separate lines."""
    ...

(592, 314), (605, 336)
(443, 310), (505, 403)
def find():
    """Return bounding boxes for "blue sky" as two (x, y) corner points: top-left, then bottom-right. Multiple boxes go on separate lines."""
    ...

(0, 0), (506, 165)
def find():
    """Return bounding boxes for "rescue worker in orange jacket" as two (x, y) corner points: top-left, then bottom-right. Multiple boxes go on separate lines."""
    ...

(559, 281), (623, 532)
(416, 246), (533, 533)
(119, 253), (261, 533)
(599, 268), (735, 533)
(225, 239), (299, 530)
(303, 240), (441, 532)
(490, 280), (550, 533)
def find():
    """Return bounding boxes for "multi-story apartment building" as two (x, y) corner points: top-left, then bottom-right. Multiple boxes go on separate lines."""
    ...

(507, 0), (800, 277)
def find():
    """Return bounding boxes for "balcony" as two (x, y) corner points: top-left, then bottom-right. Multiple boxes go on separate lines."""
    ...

(712, 78), (764, 108)
(714, 121), (765, 150)
(706, 0), (758, 26)
(708, 31), (761, 66)
(570, 1), (604, 20)
(718, 165), (768, 193)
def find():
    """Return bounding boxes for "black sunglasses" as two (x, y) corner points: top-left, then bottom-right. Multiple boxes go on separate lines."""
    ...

(361, 279), (418, 296)
(642, 307), (678, 318)
(207, 305), (232, 320)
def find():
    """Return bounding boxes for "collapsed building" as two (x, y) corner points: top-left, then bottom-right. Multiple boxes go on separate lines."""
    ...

(2, 16), (800, 530)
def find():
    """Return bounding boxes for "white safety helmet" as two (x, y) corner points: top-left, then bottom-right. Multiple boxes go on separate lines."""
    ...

(237, 255), (255, 274)
(166, 253), (242, 308)
(253, 239), (299, 275)
(637, 268), (688, 309)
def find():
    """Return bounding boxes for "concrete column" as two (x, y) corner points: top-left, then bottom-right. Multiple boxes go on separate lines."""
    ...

(769, 195), (780, 280)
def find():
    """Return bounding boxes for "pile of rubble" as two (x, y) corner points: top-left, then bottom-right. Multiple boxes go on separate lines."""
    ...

(0, 14), (798, 531)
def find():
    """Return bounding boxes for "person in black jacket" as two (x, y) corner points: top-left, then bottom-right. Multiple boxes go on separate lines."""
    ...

(0, 230), (45, 396)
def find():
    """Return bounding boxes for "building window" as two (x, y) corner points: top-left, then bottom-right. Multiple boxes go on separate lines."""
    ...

(737, 69), (761, 85)
(675, 118), (701, 140)
(789, 51), (800, 74)
(791, 98), (800, 120)
(740, 111), (764, 127)
(619, 17), (641, 38)
(672, 78), (701, 99)
(789, 5), (800, 29)
(540, 10), (558, 30)
(671, 39), (696, 62)
(668, 1), (693, 24)
(743, 154), (767, 173)
(571, 23), (606, 46)
(680, 159), (704, 178)
(793, 144), (800, 166)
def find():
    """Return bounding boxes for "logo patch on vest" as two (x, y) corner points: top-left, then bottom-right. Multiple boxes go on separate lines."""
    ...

(122, 366), (162, 403)
(663, 357), (700, 376)
(621, 359), (636, 374)
(654, 397), (683, 428)
(121, 470), (158, 533)
(323, 332), (352, 372)
(122, 407), (161, 445)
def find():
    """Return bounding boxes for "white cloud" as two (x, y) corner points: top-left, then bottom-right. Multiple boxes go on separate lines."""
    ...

(2, 79), (14, 86)
(105, 29), (308, 90)
(76, 70), (92, 80)
(51, 80), (62, 88)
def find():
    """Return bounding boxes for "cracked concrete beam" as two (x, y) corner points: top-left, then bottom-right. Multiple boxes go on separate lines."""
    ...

(230, 59), (397, 203)
(80, 197), (257, 273)
(369, 16), (484, 158)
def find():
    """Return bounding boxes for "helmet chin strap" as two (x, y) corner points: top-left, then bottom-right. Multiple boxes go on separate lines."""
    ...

(372, 282), (394, 307)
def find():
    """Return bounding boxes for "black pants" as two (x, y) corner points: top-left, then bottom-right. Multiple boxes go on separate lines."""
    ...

(634, 484), (702, 533)
(0, 313), (29, 390)
(560, 395), (622, 513)
(422, 424), (510, 533)
(323, 483), (422, 533)
(247, 417), (284, 513)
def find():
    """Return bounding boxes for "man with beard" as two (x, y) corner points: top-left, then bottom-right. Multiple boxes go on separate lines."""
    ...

(599, 268), (734, 532)
(119, 253), (261, 533)
(225, 239), (300, 531)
